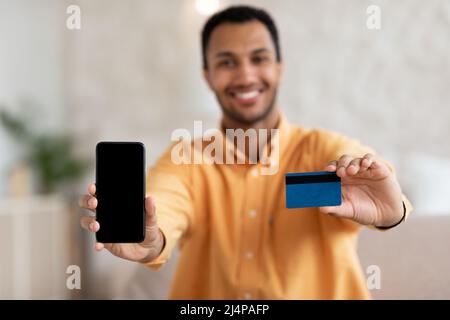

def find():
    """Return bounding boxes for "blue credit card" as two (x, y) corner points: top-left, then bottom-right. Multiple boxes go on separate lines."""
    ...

(285, 171), (342, 209)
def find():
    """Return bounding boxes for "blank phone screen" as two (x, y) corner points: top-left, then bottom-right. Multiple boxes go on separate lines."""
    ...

(95, 142), (145, 243)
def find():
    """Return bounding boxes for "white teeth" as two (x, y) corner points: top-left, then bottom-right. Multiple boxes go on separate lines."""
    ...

(235, 90), (259, 100)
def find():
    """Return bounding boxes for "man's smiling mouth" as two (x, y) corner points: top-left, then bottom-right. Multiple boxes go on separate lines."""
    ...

(229, 88), (265, 105)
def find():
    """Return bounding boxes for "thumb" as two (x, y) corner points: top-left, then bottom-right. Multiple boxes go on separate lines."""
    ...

(145, 196), (157, 227)
(318, 204), (351, 219)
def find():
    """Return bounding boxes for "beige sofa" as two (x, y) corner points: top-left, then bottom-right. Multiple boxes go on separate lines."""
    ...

(358, 215), (450, 299)
(120, 215), (450, 299)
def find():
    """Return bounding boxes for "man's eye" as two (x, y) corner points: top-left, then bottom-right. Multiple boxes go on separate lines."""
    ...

(252, 56), (269, 64)
(218, 59), (236, 68)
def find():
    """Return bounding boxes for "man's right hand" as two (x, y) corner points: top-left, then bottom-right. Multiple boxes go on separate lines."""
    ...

(78, 183), (165, 263)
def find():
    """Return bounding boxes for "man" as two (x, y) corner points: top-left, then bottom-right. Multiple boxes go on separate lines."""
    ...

(79, 6), (412, 299)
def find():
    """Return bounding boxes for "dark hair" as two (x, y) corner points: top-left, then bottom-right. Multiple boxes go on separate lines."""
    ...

(201, 5), (282, 69)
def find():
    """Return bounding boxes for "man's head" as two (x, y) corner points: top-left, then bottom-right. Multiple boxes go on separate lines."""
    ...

(201, 6), (283, 126)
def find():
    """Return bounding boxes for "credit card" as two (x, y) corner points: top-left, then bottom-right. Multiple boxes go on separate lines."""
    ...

(285, 171), (341, 208)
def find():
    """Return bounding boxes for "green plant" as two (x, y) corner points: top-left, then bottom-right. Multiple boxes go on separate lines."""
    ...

(0, 108), (89, 194)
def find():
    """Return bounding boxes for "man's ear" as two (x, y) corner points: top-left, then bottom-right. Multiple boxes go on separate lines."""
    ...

(203, 68), (213, 90)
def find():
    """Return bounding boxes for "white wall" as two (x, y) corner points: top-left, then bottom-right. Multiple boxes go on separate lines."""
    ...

(2, 1), (449, 209)
(0, 0), (66, 197)
(65, 0), (450, 214)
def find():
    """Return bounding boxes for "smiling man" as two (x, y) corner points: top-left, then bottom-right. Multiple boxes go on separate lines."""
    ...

(203, 14), (282, 129)
(79, 6), (412, 299)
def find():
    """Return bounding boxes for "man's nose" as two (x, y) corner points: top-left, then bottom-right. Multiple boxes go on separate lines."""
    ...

(234, 61), (258, 85)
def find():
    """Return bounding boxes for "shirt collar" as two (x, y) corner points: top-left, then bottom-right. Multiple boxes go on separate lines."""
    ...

(214, 112), (292, 173)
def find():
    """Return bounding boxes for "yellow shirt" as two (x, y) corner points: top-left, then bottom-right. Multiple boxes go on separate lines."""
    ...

(144, 115), (412, 299)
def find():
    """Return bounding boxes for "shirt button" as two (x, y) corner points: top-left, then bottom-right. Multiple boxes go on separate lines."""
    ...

(245, 251), (254, 260)
(251, 168), (258, 177)
(244, 292), (252, 300)
(248, 210), (257, 218)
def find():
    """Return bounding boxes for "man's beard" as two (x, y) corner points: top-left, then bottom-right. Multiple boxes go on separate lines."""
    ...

(216, 89), (278, 125)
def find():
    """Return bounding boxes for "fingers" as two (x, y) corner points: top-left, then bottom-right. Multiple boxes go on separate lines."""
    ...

(78, 194), (97, 212)
(88, 183), (96, 196)
(78, 183), (97, 211)
(336, 155), (353, 177)
(325, 153), (377, 177)
(360, 154), (375, 170)
(82, 183), (107, 253)
(346, 158), (362, 176)
(81, 217), (105, 252)
(80, 216), (100, 232)
(95, 242), (113, 252)
(325, 160), (338, 172)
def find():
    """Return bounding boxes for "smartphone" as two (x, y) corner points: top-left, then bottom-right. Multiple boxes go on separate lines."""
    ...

(95, 141), (146, 243)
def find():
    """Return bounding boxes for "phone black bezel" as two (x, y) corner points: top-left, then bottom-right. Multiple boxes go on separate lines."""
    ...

(95, 141), (146, 243)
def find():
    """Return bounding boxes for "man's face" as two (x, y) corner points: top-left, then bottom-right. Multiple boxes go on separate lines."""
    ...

(203, 21), (283, 125)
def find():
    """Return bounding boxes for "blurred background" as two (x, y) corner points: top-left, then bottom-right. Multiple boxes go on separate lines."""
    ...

(0, 0), (449, 299)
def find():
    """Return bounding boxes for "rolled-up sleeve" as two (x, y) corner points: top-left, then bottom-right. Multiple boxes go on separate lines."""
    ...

(143, 143), (194, 269)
